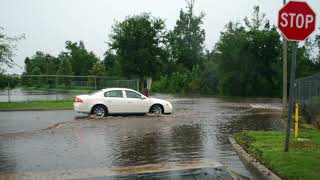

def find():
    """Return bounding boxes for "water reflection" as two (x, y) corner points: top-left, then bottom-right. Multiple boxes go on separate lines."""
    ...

(0, 140), (17, 173)
(170, 124), (204, 160)
(219, 113), (284, 134)
(115, 132), (162, 166)
(0, 89), (82, 102)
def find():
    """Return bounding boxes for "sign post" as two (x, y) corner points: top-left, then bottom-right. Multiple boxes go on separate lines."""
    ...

(283, 0), (287, 111)
(284, 41), (297, 152)
(278, 1), (316, 152)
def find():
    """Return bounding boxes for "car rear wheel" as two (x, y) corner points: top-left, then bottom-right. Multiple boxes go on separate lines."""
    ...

(92, 105), (107, 118)
(150, 104), (163, 114)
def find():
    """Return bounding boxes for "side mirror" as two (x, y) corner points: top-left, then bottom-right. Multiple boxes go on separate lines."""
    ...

(141, 95), (146, 99)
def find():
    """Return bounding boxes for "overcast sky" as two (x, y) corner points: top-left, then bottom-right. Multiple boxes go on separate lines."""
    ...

(1, 0), (320, 74)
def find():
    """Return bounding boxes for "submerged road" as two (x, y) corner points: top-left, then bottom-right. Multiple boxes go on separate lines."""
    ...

(0, 95), (284, 179)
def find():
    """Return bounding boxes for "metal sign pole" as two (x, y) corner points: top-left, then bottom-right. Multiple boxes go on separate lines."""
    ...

(284, 41), (297, 152)
(282, 0), (287, 110)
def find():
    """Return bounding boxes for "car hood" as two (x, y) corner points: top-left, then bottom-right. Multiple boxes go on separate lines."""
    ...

(149, 97), (170, 105)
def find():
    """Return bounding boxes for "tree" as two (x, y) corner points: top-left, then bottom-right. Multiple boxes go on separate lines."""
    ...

(0, 27), (24, 72)
(103, 50), (121, 77)
(23, 57), (32, 75)
(317, 33), (320, 62)
(22, 51), (59, 75)
(0, 74), (19, 89)
(212, 6), (282, 97)
(244, 6), (270, 31)
(31, 66), (41, 86)
(64, 41), (99, 76)
(57, 56), (73, 76)
(290, 39), (320, 79)
(168, 0), (205, 70)
(21, 41), (102, 88)
(21, 51), (60, 86)
(90, 61), (106, 89)
(109, 13), (167, 80)
(56, 56), (73, 87)
(90, 61), (106, 77)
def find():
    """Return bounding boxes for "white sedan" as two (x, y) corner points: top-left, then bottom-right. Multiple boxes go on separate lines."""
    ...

(74, 88), (173, 117)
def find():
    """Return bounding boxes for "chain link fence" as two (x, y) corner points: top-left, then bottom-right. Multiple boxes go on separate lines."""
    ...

(294, 73), (320, 128)
(295, 73), (320, 104)
(0, 75), (140, 102)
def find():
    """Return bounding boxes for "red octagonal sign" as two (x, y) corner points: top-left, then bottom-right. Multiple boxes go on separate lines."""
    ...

(278, 1), (316, 41)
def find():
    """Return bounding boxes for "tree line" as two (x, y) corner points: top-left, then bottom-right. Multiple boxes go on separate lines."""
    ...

(1, 1), (320, 96)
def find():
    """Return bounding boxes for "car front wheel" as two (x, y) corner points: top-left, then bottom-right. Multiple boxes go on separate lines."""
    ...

(150, 104), (163, 115)
(92, 105), (107, 118)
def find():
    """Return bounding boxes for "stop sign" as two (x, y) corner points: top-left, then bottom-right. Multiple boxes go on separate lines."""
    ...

(278, 1), (316, 41)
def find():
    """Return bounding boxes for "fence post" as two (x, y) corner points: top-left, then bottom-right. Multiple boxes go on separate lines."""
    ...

(95, 77), (97, 90)
(295, 103), (299, 139)
(55, 76), (58, 101)
(7, 80), (10, 103)
(299, 81), (301, 103)
(309, 81), (311, 102)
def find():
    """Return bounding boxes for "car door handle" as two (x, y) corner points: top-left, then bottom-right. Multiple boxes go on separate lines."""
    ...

(128, 101), (133, 103)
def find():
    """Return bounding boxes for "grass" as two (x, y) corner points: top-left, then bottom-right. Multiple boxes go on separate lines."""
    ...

(235, 131), (320, 180)
(0, 100), (73, 110)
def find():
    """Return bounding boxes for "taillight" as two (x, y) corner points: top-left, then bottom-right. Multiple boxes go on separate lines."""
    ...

(74, 98), (83, 103)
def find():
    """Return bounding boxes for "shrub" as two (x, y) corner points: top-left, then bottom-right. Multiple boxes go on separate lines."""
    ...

(301, 96), (320, 129)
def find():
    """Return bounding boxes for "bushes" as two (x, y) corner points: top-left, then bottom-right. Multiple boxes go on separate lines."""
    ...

(302, 96), (320, 129)
(310, 96), (320, 129)
(152, 72), (190, 93)
(0, 74), (20, 89)
(152, 65), (218, 94)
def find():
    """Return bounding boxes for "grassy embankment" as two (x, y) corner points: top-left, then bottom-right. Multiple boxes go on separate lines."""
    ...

(235, 131), (320, 180)
(0, 100), (73, 110)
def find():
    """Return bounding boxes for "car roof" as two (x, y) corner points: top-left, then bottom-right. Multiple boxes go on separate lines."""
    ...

(102, 88), (136, 91)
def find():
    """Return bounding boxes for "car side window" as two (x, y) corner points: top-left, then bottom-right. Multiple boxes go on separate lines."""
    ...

(104, 90), (123, 98)
(125, 91), (141, 99)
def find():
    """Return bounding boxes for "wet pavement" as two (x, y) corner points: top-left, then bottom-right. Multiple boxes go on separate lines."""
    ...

(0, 95), (284, 179)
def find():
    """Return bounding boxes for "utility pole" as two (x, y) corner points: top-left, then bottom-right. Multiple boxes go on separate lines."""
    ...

(283, 0), (288, 110)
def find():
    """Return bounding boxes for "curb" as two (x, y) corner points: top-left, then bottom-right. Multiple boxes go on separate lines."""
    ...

(228, 137), (282, 180)
(0, 108), (73, 112)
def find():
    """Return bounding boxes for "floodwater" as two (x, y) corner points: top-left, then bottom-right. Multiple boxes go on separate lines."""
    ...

(0, 110), (87, 135)
(0, 95), (284, 179)
(0, 89), (81, 102)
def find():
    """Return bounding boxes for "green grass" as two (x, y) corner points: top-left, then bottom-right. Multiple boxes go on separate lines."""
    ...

(235, 131), (320, 180)
(0, 100), (73, 110)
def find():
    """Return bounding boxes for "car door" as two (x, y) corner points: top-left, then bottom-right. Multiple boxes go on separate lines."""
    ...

(124, 90), (150, 113)
(103, 90), (126, 113)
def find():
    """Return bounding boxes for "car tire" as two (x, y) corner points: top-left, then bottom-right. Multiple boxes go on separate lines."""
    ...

(150, 104), (163, 115)
(92, 105), (107, 118)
